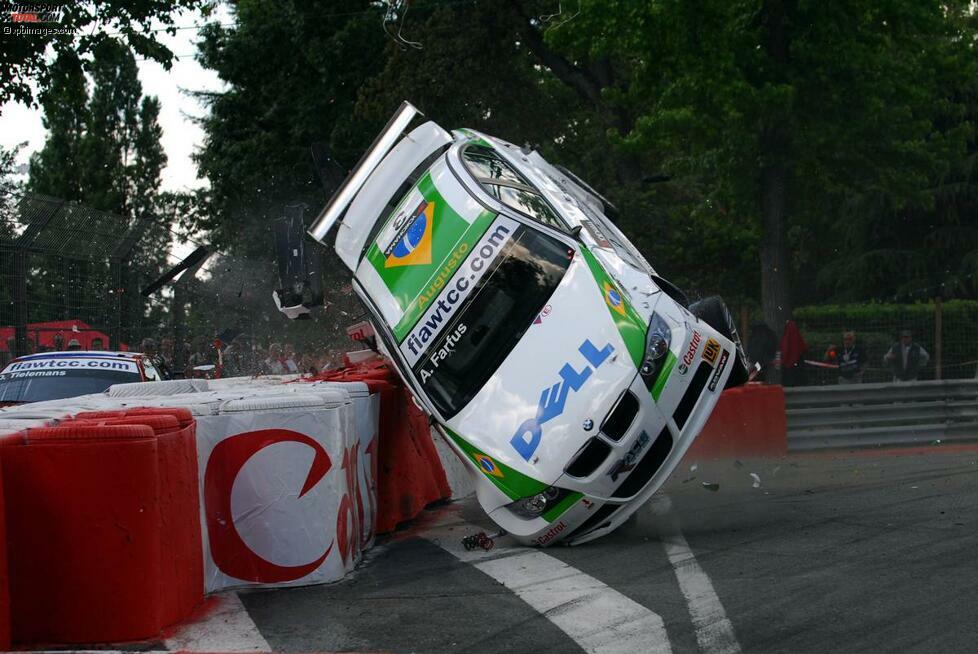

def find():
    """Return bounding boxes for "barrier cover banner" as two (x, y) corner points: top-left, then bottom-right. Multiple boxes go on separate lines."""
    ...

(195, 406), (364, 592)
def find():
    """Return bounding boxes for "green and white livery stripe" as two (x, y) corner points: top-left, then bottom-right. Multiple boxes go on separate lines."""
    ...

(650, 351), (676, 401)
(393, 210), (501, 343)
(443, 426), (547, 500)
(399, 215), (519, 365)
(579, 247), (647, 368)
(361, 159), (491, 329)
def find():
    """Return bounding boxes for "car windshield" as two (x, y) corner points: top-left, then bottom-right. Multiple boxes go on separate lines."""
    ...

(0, 359), (141, 403)
(412, 225), (572, 417)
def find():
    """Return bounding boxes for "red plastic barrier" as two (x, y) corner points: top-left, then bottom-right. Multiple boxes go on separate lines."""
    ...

(5, 424), (162, 644)
(306, 360), (451, 533)
(0, 433), (25, 650)
(685, 384), (787, 459)
(70, 411), (203, 626)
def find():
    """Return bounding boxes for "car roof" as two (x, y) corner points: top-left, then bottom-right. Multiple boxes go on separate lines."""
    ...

(11, 350), (142, 362)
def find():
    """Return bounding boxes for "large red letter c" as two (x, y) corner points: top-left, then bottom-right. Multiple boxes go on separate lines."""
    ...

(204, 428), (333, 583)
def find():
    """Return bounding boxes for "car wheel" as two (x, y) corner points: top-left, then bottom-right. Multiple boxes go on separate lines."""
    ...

(688, 296), (749, 388)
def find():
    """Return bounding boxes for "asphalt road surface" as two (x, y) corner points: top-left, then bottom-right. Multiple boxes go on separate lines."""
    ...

(86, 445), (977, 654)
(229, 446), (978, 654)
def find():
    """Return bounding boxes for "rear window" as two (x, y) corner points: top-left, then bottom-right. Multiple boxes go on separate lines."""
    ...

(410, 225), (572, 417)
(0, 357), (141, 403)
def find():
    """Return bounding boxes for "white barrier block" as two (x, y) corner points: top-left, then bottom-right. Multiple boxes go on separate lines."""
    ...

(109, 379), (210, 397)
(195, 391), (367, 592)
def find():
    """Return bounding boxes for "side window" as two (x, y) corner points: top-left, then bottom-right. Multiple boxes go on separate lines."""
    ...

(462, 145), (565, 230)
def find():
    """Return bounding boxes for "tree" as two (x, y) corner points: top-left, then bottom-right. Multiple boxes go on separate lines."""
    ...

(30, 43), (167, 219)
(544, 0), (977, 325)
(27, 54), (88, 202)
(0, 0), (203, 106)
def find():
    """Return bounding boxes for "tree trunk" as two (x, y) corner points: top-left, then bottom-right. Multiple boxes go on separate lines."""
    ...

(760, 132), (791, 332)
(759, 0), (794, 333)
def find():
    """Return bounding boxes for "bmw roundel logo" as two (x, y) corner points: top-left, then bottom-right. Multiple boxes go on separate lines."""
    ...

(582, 418), (594, 431)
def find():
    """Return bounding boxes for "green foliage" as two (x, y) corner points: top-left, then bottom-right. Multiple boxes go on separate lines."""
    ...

(0, 0), (204, 106)
(193, 0), (978, 333)
(19, 42), (172, 340)
(194, 0), (388, 258)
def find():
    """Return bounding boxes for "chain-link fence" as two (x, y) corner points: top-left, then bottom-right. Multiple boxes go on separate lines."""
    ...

(0, 192), (168, 361)
(738, 300), (978, 386)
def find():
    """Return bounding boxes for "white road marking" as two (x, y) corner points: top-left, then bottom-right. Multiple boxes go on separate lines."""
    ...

(427, 521), (673, 654)
(164, 591), (271, 652)
(655, 504), (741, 654)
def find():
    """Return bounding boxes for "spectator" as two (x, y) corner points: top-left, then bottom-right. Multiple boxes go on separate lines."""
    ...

(141, 337), (172, 379)
(53, 332), (64, 351)
(884, 329), (930, 382)
(91, 337), (104, 351)
(186, 337), (213, 378)
(283, 344), (299, 374)
(223, 335), (257, 377)
(160, 336), (175, 370)
(66, 338), (82, 351)
(780, 319), (809, 387)
(826, 330), (867, 384)
(263, 342), (288, 375)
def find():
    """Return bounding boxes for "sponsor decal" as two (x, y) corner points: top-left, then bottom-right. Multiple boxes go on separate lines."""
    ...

(4, 357), (138, 374)
(417, 323), (467, 383)
(534, 521), (567, 546)
(204, 429), (334, 582)
(1, 370), (66, 379)
(702, 338), (721, 365)
(384, 200), (434, 268)
(678, 330), (702, 375)
(510, 339), (614, 461)
(603, 282), (626, 317)
(346, 321), (375, 342)
(581, 498), (595, 510)
(533, 304), (552, 325)
(474, 453), (504, 478)
(607, 431), (652, 483)
(581, 220), (612, 249)
(708, 349), (730, 391)
(400, 217), (517, 366)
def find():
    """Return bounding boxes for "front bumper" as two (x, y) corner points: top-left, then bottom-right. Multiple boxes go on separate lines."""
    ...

(486, 322), (735, 546)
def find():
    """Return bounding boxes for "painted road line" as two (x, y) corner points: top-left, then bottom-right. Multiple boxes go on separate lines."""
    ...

(164, 591), (271, 652)
(427, 522), (673, 654)
(660, 518), (741, 654)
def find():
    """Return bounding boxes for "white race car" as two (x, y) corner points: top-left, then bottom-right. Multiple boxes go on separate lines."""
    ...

(308, 103), (748, 545)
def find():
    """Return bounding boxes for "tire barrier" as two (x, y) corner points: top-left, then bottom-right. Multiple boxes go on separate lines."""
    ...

(299, 360), (451, 533)
(4, 422), (167, 644)
(0, 432), (24, 651)
(0, 358), (456, 645)
(684, 384), (787, 459)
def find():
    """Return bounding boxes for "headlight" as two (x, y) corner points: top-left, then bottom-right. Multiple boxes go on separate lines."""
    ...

(508, 486), (570, 519)
(640, 313), (672, 385)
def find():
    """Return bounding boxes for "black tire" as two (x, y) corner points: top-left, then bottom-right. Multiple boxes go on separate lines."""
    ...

(688, 296), (750, 388)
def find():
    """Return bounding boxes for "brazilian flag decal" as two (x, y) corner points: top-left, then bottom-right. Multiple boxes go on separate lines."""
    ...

(442, 427), (547, 500)
(579, 247), (647, 368)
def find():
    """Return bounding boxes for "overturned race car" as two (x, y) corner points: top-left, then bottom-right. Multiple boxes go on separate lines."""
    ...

(304, 102), (749, 545)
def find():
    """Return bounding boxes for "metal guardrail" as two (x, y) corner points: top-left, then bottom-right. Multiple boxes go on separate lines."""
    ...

(785, 380), (978, 451)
